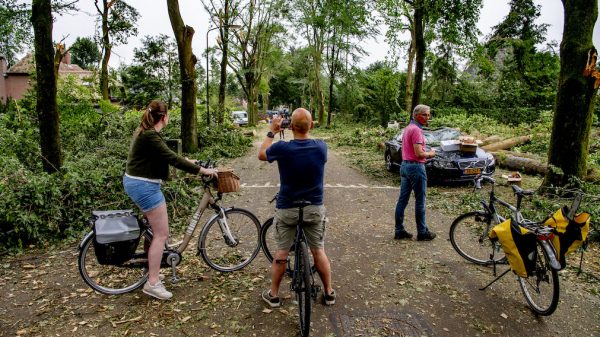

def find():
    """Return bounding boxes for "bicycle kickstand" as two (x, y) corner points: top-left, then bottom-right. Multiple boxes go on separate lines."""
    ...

(165, 253), (181, 283)
(479, 268), (511, 291)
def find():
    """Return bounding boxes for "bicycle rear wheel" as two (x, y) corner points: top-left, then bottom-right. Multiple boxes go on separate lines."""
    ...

(260, 217), (277, 263)
(78, 230), (150, 295)
(450, 211), (506, 265)
(518, 241), (559, 315)
(296, 241), (312, 337)
(199, 208), (261, 272)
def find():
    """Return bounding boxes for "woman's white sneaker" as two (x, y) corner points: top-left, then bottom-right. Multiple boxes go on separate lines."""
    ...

(143, 280), (172, 300)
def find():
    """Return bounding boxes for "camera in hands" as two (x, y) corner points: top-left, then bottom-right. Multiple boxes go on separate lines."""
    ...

(280, 118), (291, 129)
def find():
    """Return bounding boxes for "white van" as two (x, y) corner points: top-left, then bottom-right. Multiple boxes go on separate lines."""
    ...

(231, 111), (248, 126)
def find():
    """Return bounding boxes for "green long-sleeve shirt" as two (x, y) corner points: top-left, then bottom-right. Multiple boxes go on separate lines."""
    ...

(125, 129), (200, 180)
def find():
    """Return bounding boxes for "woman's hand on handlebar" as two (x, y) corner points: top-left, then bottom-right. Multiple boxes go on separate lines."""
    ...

(200, 167), (218, 179)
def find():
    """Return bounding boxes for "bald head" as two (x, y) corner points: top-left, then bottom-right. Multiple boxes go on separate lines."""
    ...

(291, 108), (313, 134)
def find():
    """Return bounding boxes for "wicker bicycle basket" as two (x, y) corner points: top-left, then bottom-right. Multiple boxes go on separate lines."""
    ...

(216, 168), (240, 193)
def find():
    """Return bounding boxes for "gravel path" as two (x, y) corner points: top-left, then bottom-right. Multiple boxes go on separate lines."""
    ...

(1, 134), (598, 337)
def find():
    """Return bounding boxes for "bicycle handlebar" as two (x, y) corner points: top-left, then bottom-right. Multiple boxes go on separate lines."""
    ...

(193, 158), (218, 185)
(474, 175), (495, 189)
(195, 159), (216, 169)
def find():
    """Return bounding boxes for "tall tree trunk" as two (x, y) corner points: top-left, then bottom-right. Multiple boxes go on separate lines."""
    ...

(327, 74), (334, 128)
(31, 0), (62, 173)
(311, 49), (325, 125)
(218, 20), (230, 125)
(247, 82), (257, 125)
(98, 0), (111, 100)
(543, 0), (598, 187)
(263, 92), (269, 114)
(327, 42), (336, 128)
(168, 0), (198, 153)
(411, 0), (425, 113)
(404, 25), (416, 116)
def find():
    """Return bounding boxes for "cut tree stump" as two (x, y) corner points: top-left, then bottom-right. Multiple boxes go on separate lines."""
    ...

(481, 135), (531, 152)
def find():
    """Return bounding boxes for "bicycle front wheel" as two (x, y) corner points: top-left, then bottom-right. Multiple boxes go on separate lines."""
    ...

(296, 241), (312, 337)
(518, 241), (560, 315)
(450, 211), (506, 265)
(199, 208), (261, 272)
(78, 230), (150, 295)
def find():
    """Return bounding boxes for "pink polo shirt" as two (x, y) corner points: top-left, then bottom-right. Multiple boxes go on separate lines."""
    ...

(402, 121), (426, 163)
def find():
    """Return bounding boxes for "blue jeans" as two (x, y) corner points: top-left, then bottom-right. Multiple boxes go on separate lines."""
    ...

(394, 162), (428, 235)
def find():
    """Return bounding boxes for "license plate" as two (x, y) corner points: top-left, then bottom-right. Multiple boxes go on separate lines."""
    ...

(464, 168), (481, 175)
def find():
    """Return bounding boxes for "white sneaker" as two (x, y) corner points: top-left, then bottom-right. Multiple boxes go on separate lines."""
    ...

(143, 280), (172, 300)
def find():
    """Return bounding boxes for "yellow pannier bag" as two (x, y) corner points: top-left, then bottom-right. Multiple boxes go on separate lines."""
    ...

(543, 207), (590, 269)
(489, 218), (537, 277)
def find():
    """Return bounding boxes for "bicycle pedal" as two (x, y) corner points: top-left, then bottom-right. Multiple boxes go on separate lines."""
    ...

(311, 285), (321, 298)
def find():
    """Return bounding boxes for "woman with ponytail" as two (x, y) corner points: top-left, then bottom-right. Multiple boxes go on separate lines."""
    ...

(123, 100), (217, 300)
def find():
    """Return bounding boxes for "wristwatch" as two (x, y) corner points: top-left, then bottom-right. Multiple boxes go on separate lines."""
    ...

(267, 131), (275, 138)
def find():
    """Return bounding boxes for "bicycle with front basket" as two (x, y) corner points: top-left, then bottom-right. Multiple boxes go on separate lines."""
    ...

(260, 196), (321, 337)
(78, 160), (262, 295)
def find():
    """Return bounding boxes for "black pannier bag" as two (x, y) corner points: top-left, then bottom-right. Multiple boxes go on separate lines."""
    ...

(92, 210), (141, 265)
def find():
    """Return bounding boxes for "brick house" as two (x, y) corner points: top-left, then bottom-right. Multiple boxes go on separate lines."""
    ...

(0, 52), (94, 105)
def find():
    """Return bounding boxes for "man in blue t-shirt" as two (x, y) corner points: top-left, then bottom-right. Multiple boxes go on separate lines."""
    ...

(258, 108), (336, 308)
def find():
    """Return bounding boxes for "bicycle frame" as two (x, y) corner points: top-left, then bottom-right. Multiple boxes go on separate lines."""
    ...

(171, 185), (234, 254)
(290, 206), (318, 281)
(139, 182), (239, 282)
(291, 224), (310, 290)
(477, 175), (525, 225)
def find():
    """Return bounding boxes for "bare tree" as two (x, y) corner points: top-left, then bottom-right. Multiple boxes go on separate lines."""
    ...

(167, 0), (198, 152)
(31, 0), (61, 172)
(229, 0), (281, 126)
(94, 0), (139, 100)
(201, 0), (242, 124)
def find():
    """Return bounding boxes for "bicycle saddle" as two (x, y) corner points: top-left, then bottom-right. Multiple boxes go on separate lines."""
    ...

(512, 185), (534, 196)
(292, 200), (313, 209)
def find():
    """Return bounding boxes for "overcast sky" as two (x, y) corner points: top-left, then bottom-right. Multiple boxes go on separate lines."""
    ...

(48, 0), (599, 69)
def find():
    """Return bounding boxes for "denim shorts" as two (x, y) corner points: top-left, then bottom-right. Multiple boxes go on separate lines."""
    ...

(122, 175), (165, 212)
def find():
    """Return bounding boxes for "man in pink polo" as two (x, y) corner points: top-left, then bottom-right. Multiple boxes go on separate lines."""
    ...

(394, 104), (437, 241)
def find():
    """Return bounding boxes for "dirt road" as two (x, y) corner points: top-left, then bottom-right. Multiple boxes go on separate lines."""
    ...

(1, 136), (599, 337)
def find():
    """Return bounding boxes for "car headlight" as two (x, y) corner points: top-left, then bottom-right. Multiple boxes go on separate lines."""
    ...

(432, 159), (455, 169)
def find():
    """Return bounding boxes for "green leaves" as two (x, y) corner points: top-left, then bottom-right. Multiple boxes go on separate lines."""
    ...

(70, 37), (100, 70)
(0, 0), (32, 67)
(0, 104), (251, 252)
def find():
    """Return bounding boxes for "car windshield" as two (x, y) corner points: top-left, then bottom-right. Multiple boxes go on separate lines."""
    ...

(232, 112), (247, 120)
(397, 127), (461, 146)
(423, 128), (461, 146)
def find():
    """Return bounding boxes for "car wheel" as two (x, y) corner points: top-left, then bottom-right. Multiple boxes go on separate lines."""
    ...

(385, 152), (394, 172)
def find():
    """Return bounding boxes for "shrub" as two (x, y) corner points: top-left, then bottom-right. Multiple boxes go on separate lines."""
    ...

(0, 103), (252, 253)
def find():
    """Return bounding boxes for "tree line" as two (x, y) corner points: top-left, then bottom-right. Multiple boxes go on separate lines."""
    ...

(0, 0), (598, 188)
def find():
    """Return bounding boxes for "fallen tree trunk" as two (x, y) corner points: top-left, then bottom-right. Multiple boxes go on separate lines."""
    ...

(492, 153), (600, 181)
(481, 135), (502, 146)
(492, 150), (542, 161)
(481, 135), (531, 152)
(492, 153), (548, 175)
